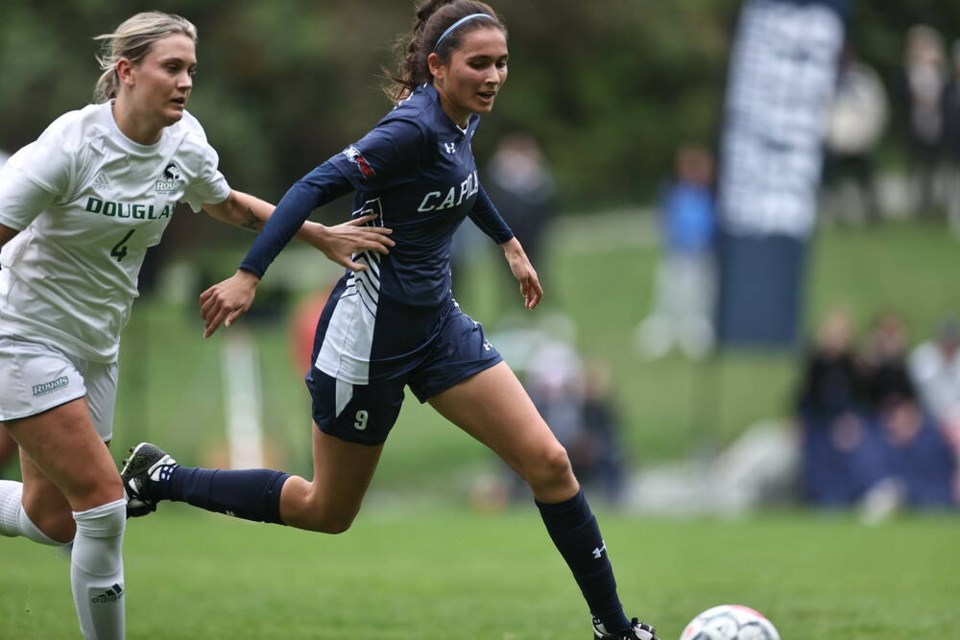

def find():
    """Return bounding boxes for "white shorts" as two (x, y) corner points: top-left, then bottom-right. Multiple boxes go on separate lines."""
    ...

(0, 336), (117, 441)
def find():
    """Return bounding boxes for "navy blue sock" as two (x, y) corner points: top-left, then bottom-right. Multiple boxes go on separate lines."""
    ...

(536, 488), (630, 633)
(156, 467), (290, 525)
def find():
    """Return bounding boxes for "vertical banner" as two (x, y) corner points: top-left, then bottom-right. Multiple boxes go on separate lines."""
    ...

(715, 0), (846, 349)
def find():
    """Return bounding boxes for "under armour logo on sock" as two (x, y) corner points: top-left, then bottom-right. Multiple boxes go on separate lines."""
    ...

(592, 541), (607, 559)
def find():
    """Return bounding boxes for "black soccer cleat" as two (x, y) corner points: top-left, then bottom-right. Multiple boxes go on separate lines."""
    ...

(592, 617), (659, 640)
(120, 442), (178, 518)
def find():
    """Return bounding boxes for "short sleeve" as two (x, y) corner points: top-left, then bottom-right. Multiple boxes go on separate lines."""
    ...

(180, 143), (231, 212)
(0, 141), (68, 231)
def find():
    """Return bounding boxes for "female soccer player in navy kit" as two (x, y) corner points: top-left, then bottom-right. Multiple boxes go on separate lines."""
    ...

(122, 2), (658, 638)
(0, 12), (392, 639)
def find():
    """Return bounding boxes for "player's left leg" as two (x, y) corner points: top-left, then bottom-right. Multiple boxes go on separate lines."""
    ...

(428, 362), (657, 640)
(122, 431), (382, 533)
(122, 370), (403, 532)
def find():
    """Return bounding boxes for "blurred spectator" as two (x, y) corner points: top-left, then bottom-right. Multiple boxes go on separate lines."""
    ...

(796, 309), (958, 512)
(861, 310), (917, 417)
(485, 316), (627, 506)
(794, 309), (884, 506)
(943, 40), (960, 232)
(908, 317), (960, 502)
(525, 327), (585, 463)
(483, 132), (557, 315)
(795, 308), (864, 421)
(822, 45), (888, 226)
(634, 144), (717, 360)
(575, 359), (628, 505)
(908, 317), (960, 429)
(864, 313), (957, 511)
(895, 24), (948, 218)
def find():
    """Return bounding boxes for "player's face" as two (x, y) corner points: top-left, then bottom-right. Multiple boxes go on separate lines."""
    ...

(124, 33), (197, 132)
(431, 27), (508, 126)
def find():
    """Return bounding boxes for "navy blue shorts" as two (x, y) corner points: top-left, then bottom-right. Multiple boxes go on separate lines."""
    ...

(304, 305), (502, 445)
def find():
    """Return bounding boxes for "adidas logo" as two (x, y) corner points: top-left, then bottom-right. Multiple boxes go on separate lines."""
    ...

(92, 172), (111, 189)
(90, 583), (124, 604)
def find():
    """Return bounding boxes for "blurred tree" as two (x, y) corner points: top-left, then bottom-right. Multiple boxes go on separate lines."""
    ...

(0, 0), (957, 234)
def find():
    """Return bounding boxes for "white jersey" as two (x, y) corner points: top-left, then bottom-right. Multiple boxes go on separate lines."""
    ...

(0, 102), (231, 362)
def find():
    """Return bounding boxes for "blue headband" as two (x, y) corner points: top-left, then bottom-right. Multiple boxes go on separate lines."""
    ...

(433, 13), (496, 51)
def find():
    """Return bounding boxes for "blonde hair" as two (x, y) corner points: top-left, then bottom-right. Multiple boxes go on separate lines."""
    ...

(93, 11), (197, 103)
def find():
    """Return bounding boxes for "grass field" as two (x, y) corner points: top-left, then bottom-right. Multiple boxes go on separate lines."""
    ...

(1, 505), (957, 639)
(2, 213), (959, 639)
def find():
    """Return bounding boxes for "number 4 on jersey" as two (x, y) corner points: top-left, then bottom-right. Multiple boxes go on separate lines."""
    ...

(111, 229), (136, 262)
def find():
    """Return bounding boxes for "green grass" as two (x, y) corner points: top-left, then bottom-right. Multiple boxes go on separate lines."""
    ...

(1, 507), (957, 639)
(4, 213), (959, 639)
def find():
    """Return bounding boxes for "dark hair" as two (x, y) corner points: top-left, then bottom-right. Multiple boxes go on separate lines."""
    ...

(385, 0), (506, 103)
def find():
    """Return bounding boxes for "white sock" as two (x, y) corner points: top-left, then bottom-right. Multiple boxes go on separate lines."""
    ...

(71, 499), (126, 640)
(0, 480), (22, 537)
(0, 480), (60, 546)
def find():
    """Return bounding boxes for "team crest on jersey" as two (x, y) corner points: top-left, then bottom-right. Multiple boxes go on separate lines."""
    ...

(155, 162), (184, 193)
(343, 146), (376, 181)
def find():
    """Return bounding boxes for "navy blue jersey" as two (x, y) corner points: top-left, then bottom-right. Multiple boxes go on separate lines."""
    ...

(326, 83), (511, 306)
(239, 83), (513, 383)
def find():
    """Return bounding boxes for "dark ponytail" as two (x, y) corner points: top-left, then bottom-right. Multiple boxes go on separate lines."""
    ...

(384, 0), (505, 103)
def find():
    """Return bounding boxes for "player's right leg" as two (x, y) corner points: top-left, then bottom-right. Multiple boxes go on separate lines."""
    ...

(5, 399), (126, 640)
(428, 362), (658, 640)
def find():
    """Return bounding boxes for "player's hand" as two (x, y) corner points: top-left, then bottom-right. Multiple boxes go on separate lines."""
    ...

(300, 214), (394, 271)
(502, 238), (543, 310)
(199, 269), (260, 337)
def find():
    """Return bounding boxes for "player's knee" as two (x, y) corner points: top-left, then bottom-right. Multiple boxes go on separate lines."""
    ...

(71, 470), (125, 511)
(302, 511), (357, 535)
(73, 498), (126, 539)
(26, 505), (76, 544)
(321, 514), (355, 535)
(523, 443), (574, 491)
(291, 497), (359, 534)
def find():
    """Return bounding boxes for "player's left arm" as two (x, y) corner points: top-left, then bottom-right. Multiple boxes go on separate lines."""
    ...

(202, 190), (393, 271)
(500, 236), (543, 310)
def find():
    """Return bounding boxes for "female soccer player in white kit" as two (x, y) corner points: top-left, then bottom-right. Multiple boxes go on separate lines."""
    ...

(0, 12), (392, 639)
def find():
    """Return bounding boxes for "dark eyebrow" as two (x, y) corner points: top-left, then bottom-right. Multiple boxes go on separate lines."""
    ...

(465, 52), (509, 62)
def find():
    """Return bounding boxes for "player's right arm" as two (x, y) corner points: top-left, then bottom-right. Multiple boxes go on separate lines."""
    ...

(199, 162), (360, 338)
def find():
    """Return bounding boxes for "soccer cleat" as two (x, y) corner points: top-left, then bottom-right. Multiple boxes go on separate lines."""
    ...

(120, 442), (178, 518)
(592, 617), (658, 640)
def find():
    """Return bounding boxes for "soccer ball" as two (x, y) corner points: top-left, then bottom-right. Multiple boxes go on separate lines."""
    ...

(680, 604), (780, 640)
